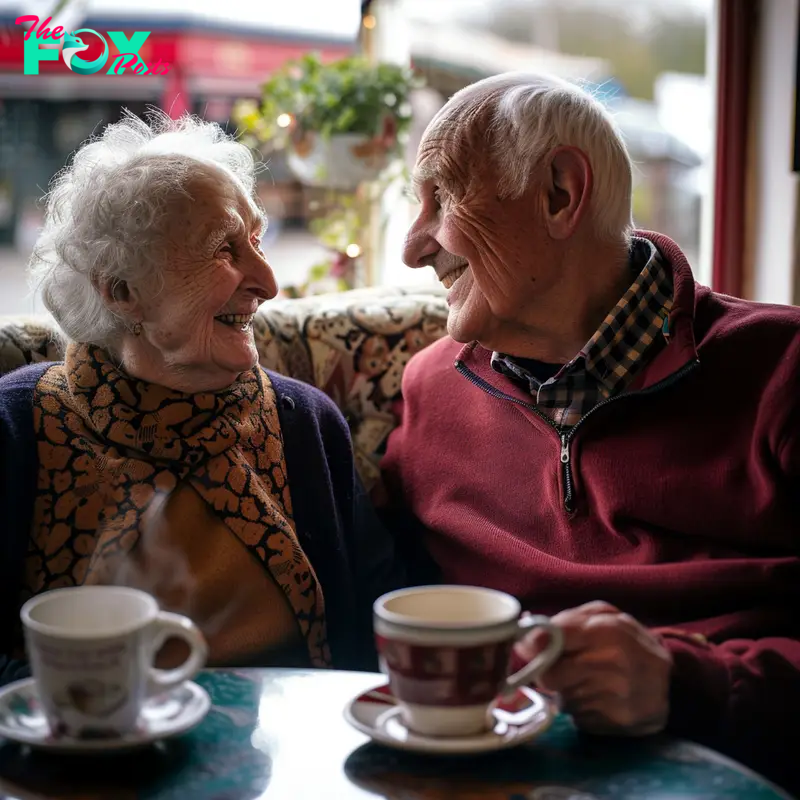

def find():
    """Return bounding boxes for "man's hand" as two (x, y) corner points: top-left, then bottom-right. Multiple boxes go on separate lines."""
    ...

(515, 601), (672, 736)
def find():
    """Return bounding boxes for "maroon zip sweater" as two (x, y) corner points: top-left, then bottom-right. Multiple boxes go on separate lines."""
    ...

(381, 231), (800, 793)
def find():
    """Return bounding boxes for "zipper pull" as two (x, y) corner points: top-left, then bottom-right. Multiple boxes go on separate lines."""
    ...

(560, 435), (570, 464)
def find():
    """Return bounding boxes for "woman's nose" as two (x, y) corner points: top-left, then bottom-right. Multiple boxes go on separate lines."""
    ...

(245, 247), (279, 300)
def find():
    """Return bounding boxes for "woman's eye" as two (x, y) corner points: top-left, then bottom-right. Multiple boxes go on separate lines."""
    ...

(217, 242), (233, 256)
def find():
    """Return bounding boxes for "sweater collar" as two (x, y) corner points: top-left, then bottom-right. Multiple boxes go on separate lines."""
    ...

(627, 230), (699, 390)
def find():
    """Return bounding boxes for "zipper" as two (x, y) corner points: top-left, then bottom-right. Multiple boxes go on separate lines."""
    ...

(455, 357), (700, 512)
(560, 434), (572, 510)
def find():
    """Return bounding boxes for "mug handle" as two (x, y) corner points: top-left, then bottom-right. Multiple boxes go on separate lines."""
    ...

(147, 611), (208, 694)
(503, 614), (564, 694)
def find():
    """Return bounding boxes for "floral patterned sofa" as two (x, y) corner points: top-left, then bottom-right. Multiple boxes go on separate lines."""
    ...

(0, 285), (448, 491)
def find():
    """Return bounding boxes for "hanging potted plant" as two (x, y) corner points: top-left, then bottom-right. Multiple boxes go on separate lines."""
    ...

(235, 52), (420, 190)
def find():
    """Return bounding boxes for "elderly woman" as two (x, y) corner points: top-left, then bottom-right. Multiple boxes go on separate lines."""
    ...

(0, 111), (403, 683)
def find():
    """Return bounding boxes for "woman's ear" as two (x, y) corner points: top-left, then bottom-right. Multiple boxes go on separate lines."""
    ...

(94, 277), (141, 317)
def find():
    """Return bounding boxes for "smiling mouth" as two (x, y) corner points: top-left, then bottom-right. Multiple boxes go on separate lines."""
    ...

(215, 313), (255, 331)
(440, 265), (468, 289)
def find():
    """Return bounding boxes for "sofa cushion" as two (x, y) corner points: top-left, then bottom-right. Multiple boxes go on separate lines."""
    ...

(0, 319), (63, 371)
(289, 287), (448, 488)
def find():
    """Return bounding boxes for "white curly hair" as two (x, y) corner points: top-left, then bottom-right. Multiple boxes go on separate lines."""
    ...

(29, 109), (261, 349)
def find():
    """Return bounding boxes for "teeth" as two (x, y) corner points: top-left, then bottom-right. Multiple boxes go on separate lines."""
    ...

(441, 265), (467, 289)
(215, 314), (255, 331)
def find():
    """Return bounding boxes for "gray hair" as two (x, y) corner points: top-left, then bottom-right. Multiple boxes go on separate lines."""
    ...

(29, 109), (259, 349)
(427, 72), (633, 242)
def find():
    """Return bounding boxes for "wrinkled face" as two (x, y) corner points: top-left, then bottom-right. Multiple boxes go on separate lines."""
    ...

(131, 166), (277, 391)
(403, 122), (559, 347)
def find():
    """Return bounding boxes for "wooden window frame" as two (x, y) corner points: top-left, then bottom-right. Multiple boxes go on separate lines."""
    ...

(711, 0), (760, 297)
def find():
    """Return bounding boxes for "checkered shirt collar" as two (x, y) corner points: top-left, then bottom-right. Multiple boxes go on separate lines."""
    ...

(491, 237), (674, 399)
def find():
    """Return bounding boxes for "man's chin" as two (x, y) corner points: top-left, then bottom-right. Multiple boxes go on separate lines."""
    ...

(446, 310), (481, 344)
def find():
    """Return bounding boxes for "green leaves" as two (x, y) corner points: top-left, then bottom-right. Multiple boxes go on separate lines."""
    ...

(234, 52), (422, 150)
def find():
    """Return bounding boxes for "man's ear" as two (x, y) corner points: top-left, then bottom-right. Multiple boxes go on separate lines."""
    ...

(542, 146), (593, 240)
(94, 277), (142, 318)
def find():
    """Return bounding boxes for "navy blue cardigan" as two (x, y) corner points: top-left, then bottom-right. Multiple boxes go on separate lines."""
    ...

(0, 363), (406, 684)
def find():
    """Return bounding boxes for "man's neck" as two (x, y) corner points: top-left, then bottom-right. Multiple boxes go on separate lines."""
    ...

(481, 244), (632, 363)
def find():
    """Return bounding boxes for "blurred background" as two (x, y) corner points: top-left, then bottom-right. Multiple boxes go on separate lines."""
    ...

(0, 0), (791, 315)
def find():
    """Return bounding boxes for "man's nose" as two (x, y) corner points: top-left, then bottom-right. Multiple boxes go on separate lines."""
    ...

(403, 227), (440, 269)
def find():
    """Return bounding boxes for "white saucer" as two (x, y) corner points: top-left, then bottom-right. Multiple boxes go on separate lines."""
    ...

(0, 678), (211, 754)
(344, 682), (555, 755)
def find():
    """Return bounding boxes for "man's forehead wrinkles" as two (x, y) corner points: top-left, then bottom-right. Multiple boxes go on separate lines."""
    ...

(420, 129), (473, 173)
(416, 138), (460, 181)
(412, 163), (438, 185)
(420, 129), (461, 153)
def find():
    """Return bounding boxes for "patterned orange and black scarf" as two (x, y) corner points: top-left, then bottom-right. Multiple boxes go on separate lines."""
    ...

(25, 343), (330, 667)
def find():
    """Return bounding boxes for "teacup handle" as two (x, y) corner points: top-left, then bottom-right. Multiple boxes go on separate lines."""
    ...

(503, 614), (564, 694)
(147, 611), (208, 694)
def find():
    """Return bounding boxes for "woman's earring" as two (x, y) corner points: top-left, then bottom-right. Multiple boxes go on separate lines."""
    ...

(132, 321), (143, 336)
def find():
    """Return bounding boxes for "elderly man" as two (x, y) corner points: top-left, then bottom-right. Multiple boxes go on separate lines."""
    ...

(381, 72), (800, 792)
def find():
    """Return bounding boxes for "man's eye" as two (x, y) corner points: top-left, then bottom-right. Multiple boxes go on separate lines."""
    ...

(217, 242), (233, 256)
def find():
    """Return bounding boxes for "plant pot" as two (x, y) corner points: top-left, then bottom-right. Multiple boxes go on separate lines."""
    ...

(287, 132), (392, 190)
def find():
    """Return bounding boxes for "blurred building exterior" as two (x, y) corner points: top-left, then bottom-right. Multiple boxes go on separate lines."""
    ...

(0, 0), (357, 248)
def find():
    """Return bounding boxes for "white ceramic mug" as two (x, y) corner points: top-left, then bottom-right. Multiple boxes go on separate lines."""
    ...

(374, 585), (564, 737)
(21, 585), (208, 739)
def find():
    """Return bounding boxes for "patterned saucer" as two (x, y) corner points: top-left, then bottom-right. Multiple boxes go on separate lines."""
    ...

(0, 678), (210, 753)
(344, 682), (555, 755)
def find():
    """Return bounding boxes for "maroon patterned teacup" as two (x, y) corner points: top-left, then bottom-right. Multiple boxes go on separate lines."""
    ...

(374, 585), (563, 737)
